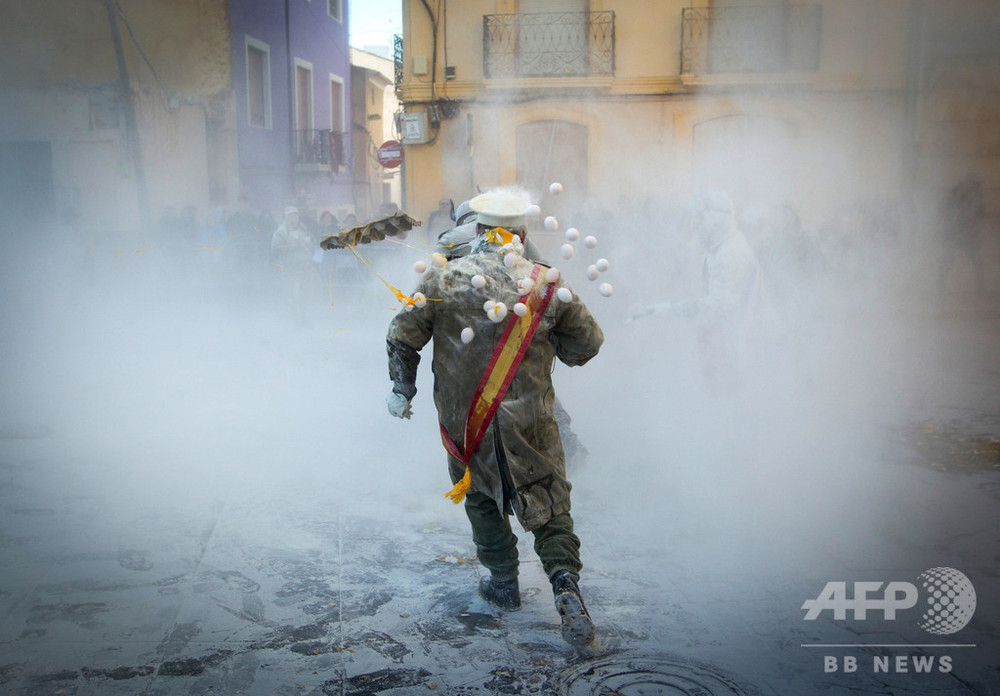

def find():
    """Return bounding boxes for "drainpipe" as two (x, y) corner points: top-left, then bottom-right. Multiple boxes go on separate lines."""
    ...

(420, 0), (438, 99)
(286, 0), (297, 200)
(103, 0), (150, 227)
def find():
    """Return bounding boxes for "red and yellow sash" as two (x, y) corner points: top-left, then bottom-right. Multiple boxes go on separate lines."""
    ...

(441, 263), (556, 503)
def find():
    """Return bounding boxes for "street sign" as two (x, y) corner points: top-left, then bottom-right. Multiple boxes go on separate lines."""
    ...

(376, 140), (404, 169)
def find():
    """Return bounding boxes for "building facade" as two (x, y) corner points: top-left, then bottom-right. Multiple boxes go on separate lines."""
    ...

(230, 0), (354, 219)
(0, 0), (356, 245)
(350, 48), (402, 220)
(0, 0), (233, 239)
(394, 0), (1000, 284)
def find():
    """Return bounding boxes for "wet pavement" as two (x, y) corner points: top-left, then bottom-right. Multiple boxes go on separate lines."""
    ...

(2, 282), (1000, 695)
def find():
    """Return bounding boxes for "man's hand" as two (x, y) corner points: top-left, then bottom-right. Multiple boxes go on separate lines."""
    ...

(386, 391), (413, 419)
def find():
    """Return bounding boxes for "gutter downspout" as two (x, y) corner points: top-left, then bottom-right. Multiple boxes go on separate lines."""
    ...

(286, 0), (297, 199)
(103, 0), (150, 226)
(419, 0), (438, 100)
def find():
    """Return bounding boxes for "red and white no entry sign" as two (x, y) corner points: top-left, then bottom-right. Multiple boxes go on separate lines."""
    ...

(376, 140), (404, 169)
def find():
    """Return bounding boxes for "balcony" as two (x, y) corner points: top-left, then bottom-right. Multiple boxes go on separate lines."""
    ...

(483, 11), (615, 79)
(681, 4), (821, 77)
(294, 129), (348, 172)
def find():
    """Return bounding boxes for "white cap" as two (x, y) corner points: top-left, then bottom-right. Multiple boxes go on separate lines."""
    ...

(454, 200), (476, 225)
(470, 192), (529, 229)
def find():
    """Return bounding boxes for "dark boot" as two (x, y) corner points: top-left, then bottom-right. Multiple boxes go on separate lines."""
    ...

(551, 570), (596, 650)
(478, 574), (521, 610)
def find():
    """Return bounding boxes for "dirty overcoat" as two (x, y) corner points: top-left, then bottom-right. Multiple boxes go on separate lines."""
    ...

(387, 237), (604, 532)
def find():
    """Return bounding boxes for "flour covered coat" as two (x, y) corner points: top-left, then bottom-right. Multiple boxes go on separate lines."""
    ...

(387, 236), (604, 532)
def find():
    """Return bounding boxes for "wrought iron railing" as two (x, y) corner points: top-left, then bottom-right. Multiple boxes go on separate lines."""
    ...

(681, 5), (821, 76)
(393, 33), (404, 86)
(483, 11), (615, 78)
(294, 129), (348, 168)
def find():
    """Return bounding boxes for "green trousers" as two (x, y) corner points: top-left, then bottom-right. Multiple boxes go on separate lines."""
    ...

(464, 490), (581, 580)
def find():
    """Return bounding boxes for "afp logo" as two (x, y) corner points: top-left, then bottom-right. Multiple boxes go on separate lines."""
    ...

(802, 567), (977, 635)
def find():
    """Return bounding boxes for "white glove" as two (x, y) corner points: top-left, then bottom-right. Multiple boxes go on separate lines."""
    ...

(386, 391), (413, 419)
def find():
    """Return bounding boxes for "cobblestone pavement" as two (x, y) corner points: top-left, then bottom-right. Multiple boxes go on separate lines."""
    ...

(1, 282), (998, 695)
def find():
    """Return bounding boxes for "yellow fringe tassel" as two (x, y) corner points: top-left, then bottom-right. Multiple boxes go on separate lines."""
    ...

(444, 466), (472, 504)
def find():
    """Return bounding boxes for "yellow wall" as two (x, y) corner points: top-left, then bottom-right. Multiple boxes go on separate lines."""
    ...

(0, 0), (234, 234)
(0, 0), (230, 94)
(398, 1), (913, 222)
(396, 0), (998, 261)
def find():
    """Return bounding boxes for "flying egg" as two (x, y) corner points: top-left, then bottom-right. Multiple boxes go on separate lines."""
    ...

(487, 302), (508, 323)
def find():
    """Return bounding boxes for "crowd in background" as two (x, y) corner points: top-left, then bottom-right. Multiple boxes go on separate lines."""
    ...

(558, 179), (993, 321)
(141, 196), (408, 322)
(59, 174), (989, 331)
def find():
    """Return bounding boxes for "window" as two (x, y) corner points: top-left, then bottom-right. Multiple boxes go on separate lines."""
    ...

(330, 75), (346, 168)
(245, 37), (271, 129)
(328, 0), (342, 22)
(292, 60), (315, 166)
(295, 59), (314, 133)
(330, 75), (345, 133)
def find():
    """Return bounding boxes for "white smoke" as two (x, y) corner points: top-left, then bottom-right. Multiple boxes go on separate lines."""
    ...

(2, 3), (998, 615)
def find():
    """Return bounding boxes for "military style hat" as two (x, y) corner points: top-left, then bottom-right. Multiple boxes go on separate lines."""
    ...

(469, 192), (529, 228)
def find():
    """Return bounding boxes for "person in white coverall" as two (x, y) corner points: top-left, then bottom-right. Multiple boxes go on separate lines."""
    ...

(633, 189), (765, 391)
(270, 206), (316, 320)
